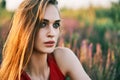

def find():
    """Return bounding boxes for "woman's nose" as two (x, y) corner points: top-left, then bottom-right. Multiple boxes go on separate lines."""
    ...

(47, 25), (56, 38)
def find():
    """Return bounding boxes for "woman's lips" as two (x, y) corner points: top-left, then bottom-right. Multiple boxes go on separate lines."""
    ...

(44, 41), (55, 47)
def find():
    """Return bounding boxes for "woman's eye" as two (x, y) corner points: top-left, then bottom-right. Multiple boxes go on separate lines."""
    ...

(40, 22), (48, 28)
(53, 23), (60, 29)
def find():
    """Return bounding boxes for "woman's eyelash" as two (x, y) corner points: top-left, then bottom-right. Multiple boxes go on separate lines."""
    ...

(40, 22), (48, 28)
(53, 22), (60, 29)
(39, 21), (60, 29)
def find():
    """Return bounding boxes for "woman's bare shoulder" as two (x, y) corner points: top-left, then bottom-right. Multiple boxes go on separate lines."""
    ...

(53, 47), (78, 75)
(53, 47), (79, 65)
(54, 47), (72, 55)
(53, 47), (91, 80)
(53, 47), (73, 74)
(53, 47), (74, 60)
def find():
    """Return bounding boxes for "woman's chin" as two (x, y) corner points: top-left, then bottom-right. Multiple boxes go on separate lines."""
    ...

(42, 47), (55, 54)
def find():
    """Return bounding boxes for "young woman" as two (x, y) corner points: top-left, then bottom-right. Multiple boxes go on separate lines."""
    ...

(0, 0), (91, 80)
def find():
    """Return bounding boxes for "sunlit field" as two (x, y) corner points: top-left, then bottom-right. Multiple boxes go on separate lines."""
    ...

(0, 1), (120, 80)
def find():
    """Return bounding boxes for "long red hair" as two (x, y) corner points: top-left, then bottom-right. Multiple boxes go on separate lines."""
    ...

(0, 0), (58, 80)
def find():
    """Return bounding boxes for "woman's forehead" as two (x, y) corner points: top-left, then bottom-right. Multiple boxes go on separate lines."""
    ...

(43, 4), (60, 21)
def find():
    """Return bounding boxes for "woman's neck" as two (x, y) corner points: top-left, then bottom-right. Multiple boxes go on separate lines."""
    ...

(26, 52), (50, 80)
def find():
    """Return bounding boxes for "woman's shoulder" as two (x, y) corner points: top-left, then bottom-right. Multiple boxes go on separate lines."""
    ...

(53, 46), (77, 60)
(54, 47), (73, 55)
(53, 47), (75, 61)
(53, 47), (91, 80)
(53, 47), (78, 75)
(53, 46), (79, 63)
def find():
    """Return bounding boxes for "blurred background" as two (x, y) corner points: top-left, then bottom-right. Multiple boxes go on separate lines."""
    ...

(0, 0), (120, 80)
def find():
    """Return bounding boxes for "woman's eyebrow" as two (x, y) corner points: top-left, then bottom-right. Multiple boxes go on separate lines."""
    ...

(42, 19), (61, 22)
(42, 19), (49, 22)
(55, 20), (61, 22)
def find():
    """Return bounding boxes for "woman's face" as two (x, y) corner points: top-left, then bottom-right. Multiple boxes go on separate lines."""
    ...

(34, 4), (61, 54)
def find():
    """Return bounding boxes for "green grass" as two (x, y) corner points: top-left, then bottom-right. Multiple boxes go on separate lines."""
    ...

(0, 6), (13, 26)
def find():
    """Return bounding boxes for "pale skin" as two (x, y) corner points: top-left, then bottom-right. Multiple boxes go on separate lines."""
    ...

(25, 4), (91, 80)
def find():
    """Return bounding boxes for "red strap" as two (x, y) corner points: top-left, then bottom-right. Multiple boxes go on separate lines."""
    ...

(21, 71), (31, 80)
(48, 54), (65, 80)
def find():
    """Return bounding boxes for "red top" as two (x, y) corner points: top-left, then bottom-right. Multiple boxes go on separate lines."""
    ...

(21, 54), (65, 80)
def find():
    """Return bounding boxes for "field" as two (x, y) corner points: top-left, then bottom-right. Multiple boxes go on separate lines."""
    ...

(0, 1), (120, 80)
